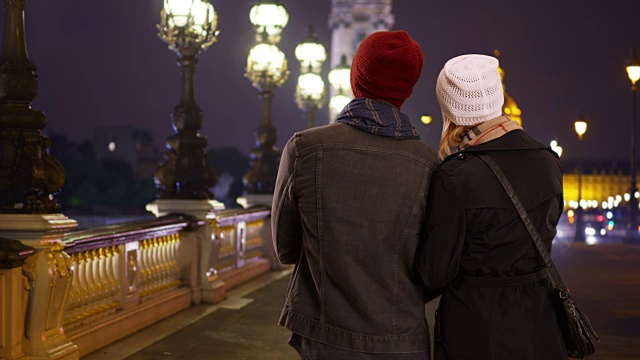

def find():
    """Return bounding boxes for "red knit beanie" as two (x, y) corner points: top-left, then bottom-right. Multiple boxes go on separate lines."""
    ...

(350, 30), (424, 110)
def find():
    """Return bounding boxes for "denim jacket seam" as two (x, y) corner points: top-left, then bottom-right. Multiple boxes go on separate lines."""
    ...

(292, 135), (300, 195)
(395, 168), (432, 332)
(274, 173), (297, 262)
(316, 149), (326, 322)
(296, 144), (436, 167)
(284, 309), (428, 341)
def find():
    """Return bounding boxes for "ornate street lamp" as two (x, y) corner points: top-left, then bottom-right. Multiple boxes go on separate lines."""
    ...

(249, 0), (289, 44)
(574, 118), (587, 242)
(0, 0), (65, 213)
(625, 47), (640, 233)
(243, 0), (289, 195)
(155, 0), (219, 200)
(328, 54), (352, 120)
(295, 26), (327, 129)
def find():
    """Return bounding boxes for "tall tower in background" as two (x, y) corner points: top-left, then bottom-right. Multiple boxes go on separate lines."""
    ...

(327, 0), (394, 121)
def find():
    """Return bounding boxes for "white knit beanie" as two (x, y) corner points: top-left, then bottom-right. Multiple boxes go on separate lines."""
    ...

(436, 54), (504, 127)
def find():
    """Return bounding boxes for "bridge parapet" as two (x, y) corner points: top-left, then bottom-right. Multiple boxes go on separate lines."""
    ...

(61, 215), (189, 334)
(209, 208), (273, 290)
(59, 215), (193, 357)
(0, 207), (273, 359)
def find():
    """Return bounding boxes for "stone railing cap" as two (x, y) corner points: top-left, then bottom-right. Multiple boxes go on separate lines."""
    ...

(0, 238), (35, 269)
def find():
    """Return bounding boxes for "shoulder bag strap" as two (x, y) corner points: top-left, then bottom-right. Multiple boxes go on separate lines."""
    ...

(476, 153), (569, 296)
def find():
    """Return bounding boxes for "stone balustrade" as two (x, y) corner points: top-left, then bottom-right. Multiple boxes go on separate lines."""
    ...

(209, 208), (272, 290)
(0, 207), (273, 359)
(60, 215), (191, 353)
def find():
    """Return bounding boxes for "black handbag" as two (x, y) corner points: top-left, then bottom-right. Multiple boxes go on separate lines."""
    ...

(477, 153), (599, 359)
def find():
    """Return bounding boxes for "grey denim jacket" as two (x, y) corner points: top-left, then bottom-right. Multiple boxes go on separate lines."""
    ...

(272, 122), (439, 353)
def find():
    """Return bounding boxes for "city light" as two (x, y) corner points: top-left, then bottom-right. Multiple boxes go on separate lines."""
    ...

(328, 54), (352, 118)
(294, 26), (327, 128)
(550, 140), (563, 157)
(249, 0), (289, 43)
(574, 120), (587, 138)
(627, 48), (640, 85)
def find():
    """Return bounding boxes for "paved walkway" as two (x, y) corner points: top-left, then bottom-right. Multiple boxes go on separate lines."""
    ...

(84, 242), (640, 360)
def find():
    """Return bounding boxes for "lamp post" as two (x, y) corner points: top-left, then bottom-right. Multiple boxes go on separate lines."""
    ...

(243, 0), (289, 195)
(155, 0), (219, 200)
(295, 26), (327, 129)
(625, 47), (640, 233)
(328, 54), (352, 120)
(0, 0), (65, 213)
(574, 118), (587, 242)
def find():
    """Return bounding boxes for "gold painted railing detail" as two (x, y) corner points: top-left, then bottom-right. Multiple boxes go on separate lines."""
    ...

(61, 216), (190, 331)
(139, 234), (181, 297)
(209, 208), (271, 276)
(245, 219), (267, 262)
(2, 210), (274, 358)
(64, 247), (120, 327)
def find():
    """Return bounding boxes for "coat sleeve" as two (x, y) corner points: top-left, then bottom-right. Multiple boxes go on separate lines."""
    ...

(271, 135), (303, 264)
(415, 168), (465, 300)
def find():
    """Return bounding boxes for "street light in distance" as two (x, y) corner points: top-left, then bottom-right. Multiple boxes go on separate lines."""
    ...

(243, 0), (290, 196)
(625, 47), (640, 234)
(574, 117), (587, 242)
(550, 140), (563, 158)
(294, 26), (327, 129)
(328, 54), (352, 120)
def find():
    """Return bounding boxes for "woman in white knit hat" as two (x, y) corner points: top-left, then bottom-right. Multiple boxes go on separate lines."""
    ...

(416, 54), (568, 359)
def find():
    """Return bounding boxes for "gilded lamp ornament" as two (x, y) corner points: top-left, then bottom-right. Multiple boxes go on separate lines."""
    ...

(243, 0), (289, 195)
(155, 0), (219, 199)
(0, 0), (65, 213)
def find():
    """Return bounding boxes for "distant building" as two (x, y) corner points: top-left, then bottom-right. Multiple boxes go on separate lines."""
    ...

(561, 158), (639, 211)
(93, 125), (160, 179)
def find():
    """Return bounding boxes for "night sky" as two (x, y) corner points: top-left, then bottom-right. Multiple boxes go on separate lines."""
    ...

(11, 0), (640, 161)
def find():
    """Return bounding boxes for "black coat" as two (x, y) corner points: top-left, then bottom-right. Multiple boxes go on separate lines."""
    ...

(416, 130), (567, 360)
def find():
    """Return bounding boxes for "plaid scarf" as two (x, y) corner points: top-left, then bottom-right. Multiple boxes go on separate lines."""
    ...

(458, 116), (523, 150)
(335, 98), (420, 140)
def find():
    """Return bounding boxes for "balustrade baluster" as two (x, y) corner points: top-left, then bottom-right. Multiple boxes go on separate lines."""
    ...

(138, 240), (150, 294)
(171, 234), (180, 280)
(66, 253), (81, 316)
(91, 249), (105, 307)
(76, 252), (90, 309)
(150, 238), (161, 291)
(107, 246), (120, 300)
(159, 236), (170, 287)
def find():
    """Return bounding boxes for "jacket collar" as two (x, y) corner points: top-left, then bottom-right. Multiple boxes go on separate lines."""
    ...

(443, 130), (555, 162)
(335, 98), (420, 140)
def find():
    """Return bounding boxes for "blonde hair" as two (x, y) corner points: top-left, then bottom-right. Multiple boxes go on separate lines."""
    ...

(438, 121), (474, 160)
